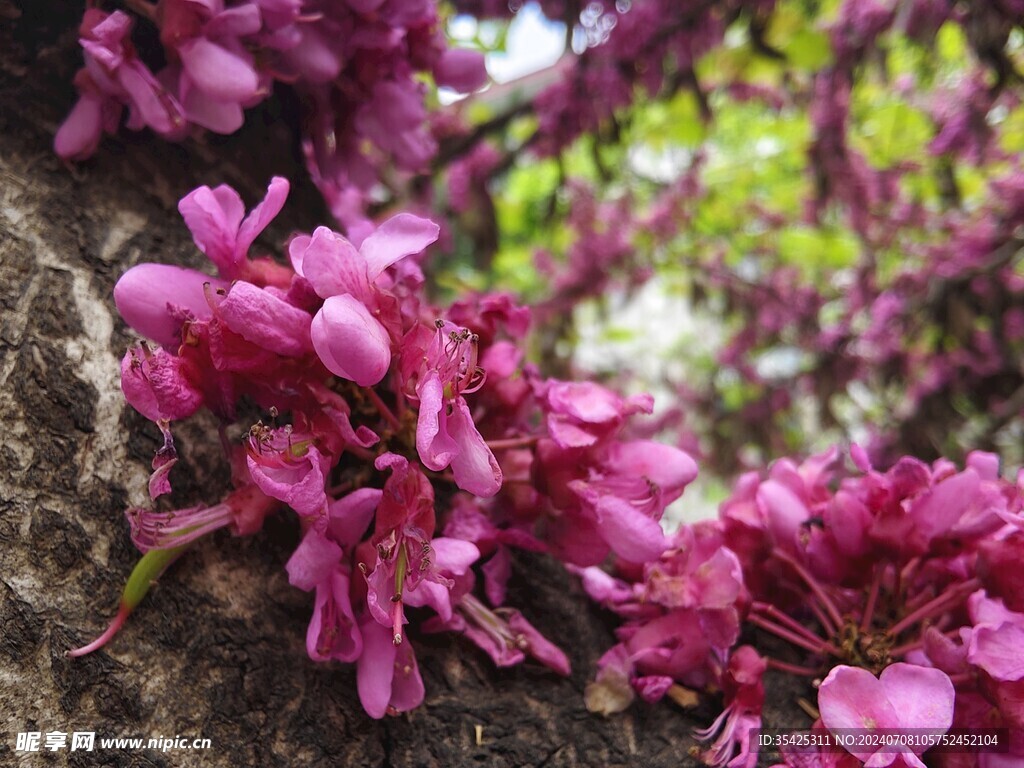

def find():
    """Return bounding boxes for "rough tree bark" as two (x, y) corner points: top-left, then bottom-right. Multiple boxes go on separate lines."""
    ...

(0, 3), (803, 766)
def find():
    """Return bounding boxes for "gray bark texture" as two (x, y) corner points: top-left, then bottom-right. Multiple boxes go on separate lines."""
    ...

(0, 3), (802, 766)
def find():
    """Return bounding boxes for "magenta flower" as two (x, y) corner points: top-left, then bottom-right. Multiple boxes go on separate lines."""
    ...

(286, 488), (380, 662)
(55, 10), (186, 160)
(818, 664), (955, 768)
(160, 0), (263, 132)
(127, 484), (277, 552)
(120, 345), (203, 423)
(114, 263), (225, 348)
(356, 616), (424, 719)
(433, 48), (488, 93)
(294, 215), (439, 386)
(246, 426), (331, 526)
(177, 176), (289, 279)
(411, 321), (502, 497)
(540, 379), (653, 449)
(696, 646), (766, 768)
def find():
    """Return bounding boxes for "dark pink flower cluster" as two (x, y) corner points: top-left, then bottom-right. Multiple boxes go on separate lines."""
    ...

(579, 445), (1024, 767)
(75, 177), (699, 719)
(56, 0), (487, 226)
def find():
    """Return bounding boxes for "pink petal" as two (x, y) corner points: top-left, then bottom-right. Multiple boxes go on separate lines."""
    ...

(608, 440), (698, 503)
(482, 547), (511, 607)
(299, 226), (370, 299)
(204, 4), (262, 37)
(757, 479), (810, 549)
(307, 571), (362, 662)
(54, 94), (105, 160)
(447, 397), (502, 497)
(595, 495), (668, 563)
(433, 48), (488, 93)
(359, 213), (440, 281)
(356, 618), (398, 719)
(968, 623), (1024, 681)
(910, 469), (979, 540)
(178, 37), (259, 102)
(118, 62), (182, 136)
(235, 176), (290, 259)
(327, 487), (382, 547)
(878, 663), (954, 739)
(818, 665), (896, 736)
(286, 530), (343, 591)
(114, 263), (223, 347)
(388, 639), (425, 714)
(178, 184), (245, 275)
(415, 371), (458, 471)
(120, 346), (202, 421)
(310, 295), (392, 386)
(430, 537), (480, 575)
(247, 446), (328, 519)
(182, 83), (245, 133)
(217, 280), (312, 357)
(507, 611), (570, 675)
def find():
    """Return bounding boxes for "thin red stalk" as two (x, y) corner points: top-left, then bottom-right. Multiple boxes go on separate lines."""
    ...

(809, 594), (839, 638)
(67, 604), (130, 658)
(748, 614), (833, 656)
(346, 444), (375, 462)
(765, 657), (820, 677)
(751, 601), (828, 647)
(890, 626), (963, 658)
(860, 564), (885, 633)
(887, 578), (981, 638)
(775, 550), (844, 631)
(366, 388), (401, 431)
(485, 435), (540, 451)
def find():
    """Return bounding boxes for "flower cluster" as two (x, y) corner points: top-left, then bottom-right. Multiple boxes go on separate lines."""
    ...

(73, 177), (697, 719)
(56, 0), (487, 227)
(579, 445), (1024, 767)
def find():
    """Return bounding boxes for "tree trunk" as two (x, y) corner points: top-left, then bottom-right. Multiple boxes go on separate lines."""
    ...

(0, 3), (801, 766)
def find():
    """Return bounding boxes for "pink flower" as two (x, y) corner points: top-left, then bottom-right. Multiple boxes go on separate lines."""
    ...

(114, 263), (226, 348)
(356, 616), (424, 719)
(818, 664), (955, 768)
(127, 484), (276, 552)
(410, 321), (502, 497)
(215, 280), (313, 357)
(296, 215), (439, 386)
(178, 177), (290, 279)
(246, 426), (331, 526)
(433, 48), (488, 93)
(696, 646), (766, 768)
(55, 10), (186, 161)
(540, 379), (653, 448)
(285, 488), (380, 663)
(120, 345), (203, 423)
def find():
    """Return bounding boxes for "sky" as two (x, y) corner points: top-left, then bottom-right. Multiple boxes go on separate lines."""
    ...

(448, 2), (566, 88)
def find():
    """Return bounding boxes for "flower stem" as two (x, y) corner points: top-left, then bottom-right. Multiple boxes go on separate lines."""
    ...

(886, 578), (981, 638)
(751, 601), (829, 648)
(860, 563), (885, 633)
(775, 550), (844, 632)
(765, 657), (820, 677)
(485, 435), (540, 451)
(67, 543), (190, 657)
(366, 387), (401, 431)
(748, 614), (837, 656)
(809, 597), (839, 638)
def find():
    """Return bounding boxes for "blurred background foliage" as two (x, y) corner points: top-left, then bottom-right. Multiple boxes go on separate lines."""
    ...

(421, 0), (1024, 513)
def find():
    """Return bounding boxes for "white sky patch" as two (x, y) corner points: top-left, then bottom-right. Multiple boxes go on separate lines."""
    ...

(442, 4), (566, 104)
(487, 4), (566, 83)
